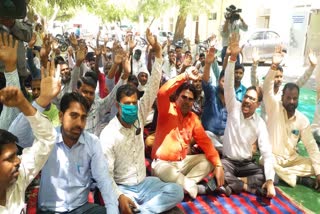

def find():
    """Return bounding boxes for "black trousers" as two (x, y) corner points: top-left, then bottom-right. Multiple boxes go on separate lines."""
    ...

(222, 158), (265, 194)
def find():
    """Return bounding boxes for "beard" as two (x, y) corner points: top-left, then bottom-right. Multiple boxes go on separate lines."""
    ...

(284, 103), (298, 114)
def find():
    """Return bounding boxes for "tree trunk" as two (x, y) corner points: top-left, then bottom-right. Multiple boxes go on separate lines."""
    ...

(173, 8), (187, 42)
(195, 16), (200, 44)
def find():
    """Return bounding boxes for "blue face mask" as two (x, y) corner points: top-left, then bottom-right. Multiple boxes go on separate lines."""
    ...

(119, 103), (138, 124)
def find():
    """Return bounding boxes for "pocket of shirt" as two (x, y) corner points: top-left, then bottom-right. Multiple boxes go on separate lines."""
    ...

(73, 164), (89, 186)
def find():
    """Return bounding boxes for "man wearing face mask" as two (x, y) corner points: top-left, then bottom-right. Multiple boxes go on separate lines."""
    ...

(100, 28), (184, 214)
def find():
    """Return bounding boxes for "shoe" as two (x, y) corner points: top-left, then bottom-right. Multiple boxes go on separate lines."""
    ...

(205, 177), (217, 193)
(217, 186), (232, 197)
(297, 177), (316, 189)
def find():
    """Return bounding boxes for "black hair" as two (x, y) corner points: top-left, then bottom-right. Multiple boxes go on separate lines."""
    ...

(84, 72), (98, 83)
(116, 84), (138, 102)
(246, 86), (263, 102)
(282, 82), (300, 96)
(168, 50), (175, 55)
(175, 82), (198, 101)
(60, 92), (90, 114)
(219, 70), (225, 80)
(235, 64), (245, 72)
(199, 53), (205, 58)
(134, 49), (142, 55)
(185, 50), (191, 55)
(0, 129), (18, 155)
(276, 64), (283, 72)
(54, 56), (65, 67)
(127, 74), (139, 88)
(77, 76), (97, 90)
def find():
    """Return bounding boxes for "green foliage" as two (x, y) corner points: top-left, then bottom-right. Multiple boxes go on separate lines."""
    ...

(87, 2), (128, 22)
(135, 0), (171, 18)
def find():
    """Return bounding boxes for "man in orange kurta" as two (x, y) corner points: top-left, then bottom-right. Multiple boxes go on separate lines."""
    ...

(151, 64), (224, 199)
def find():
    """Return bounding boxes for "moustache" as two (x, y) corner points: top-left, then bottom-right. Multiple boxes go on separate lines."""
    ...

(71, 126), (83, 133)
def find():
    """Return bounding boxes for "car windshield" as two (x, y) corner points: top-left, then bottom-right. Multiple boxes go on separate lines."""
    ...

(250, 32), (264, 40)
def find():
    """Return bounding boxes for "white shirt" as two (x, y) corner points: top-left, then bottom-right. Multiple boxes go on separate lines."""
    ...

(263, 68), (320, 175)
(85, 78), (124, 136)
(132, 58), (145, 76)
(0, 111), (56, 214)
(100, 57), (163, 197)
(223, 61), (275, 181)
(162, 59), (177, 79)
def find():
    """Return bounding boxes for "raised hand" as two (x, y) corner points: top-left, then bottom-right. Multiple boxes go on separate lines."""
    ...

(183, 55), (193, 67)
(205, 47), (216, 64)
(37, 59), (61, 107)
(94, 46), (102, 57)
(69, 32), (78, 48)
(40, 34), (51, 59)
(252, 47), (260, 64)
(114, 52), (123, 65)
(146, 28), (161, 58)
(186, 67), (199, 81)
(228, 33), (241, 57)
(101, 46), (107, 55)
(128, 37), (137, 50)
(76, 45), (87, 66)
(28, 33), (37, 48)
(122, 53), (131, 80)
(51, 38), (60, 52)
(308, 49), (317, 67)
(0, 32), (18, 72)
(272, 45), (283, 65)
(0, 86), (26, 108)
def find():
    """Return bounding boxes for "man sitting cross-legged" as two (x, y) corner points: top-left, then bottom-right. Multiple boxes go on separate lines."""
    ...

(263, 47), (320, 191)
(220, 33), (276, 198)
(100, 28), (184, 214)
(151, 53), (224, 199)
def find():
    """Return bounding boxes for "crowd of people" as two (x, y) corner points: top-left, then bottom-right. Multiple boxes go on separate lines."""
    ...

(0, 8), (320, 214)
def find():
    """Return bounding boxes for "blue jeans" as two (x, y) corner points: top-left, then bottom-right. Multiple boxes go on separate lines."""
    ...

(118, 177), (184, 214)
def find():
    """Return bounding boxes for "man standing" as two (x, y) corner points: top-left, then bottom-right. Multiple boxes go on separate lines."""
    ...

(100, 28), (183, 214)
(263, 48), (320, 190)
(220, 4), (248, 64)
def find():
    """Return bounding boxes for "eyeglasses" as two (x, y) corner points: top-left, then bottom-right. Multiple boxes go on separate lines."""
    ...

(181, 95), (194, 102)
(243, 94), (257, 103)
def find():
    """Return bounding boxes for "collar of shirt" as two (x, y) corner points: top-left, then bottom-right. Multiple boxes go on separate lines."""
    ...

(240, 111), (257, 120)
(281, 105), (297, 121)
(56, 127), (86, 146)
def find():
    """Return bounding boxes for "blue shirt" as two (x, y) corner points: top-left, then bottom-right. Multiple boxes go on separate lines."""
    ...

(37, 128), (119, 213)
(235, 83), (247, 102)
(201, 81), (228, 136)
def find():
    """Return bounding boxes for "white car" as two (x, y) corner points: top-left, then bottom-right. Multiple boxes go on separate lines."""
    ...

(241, 29), (287, 64)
